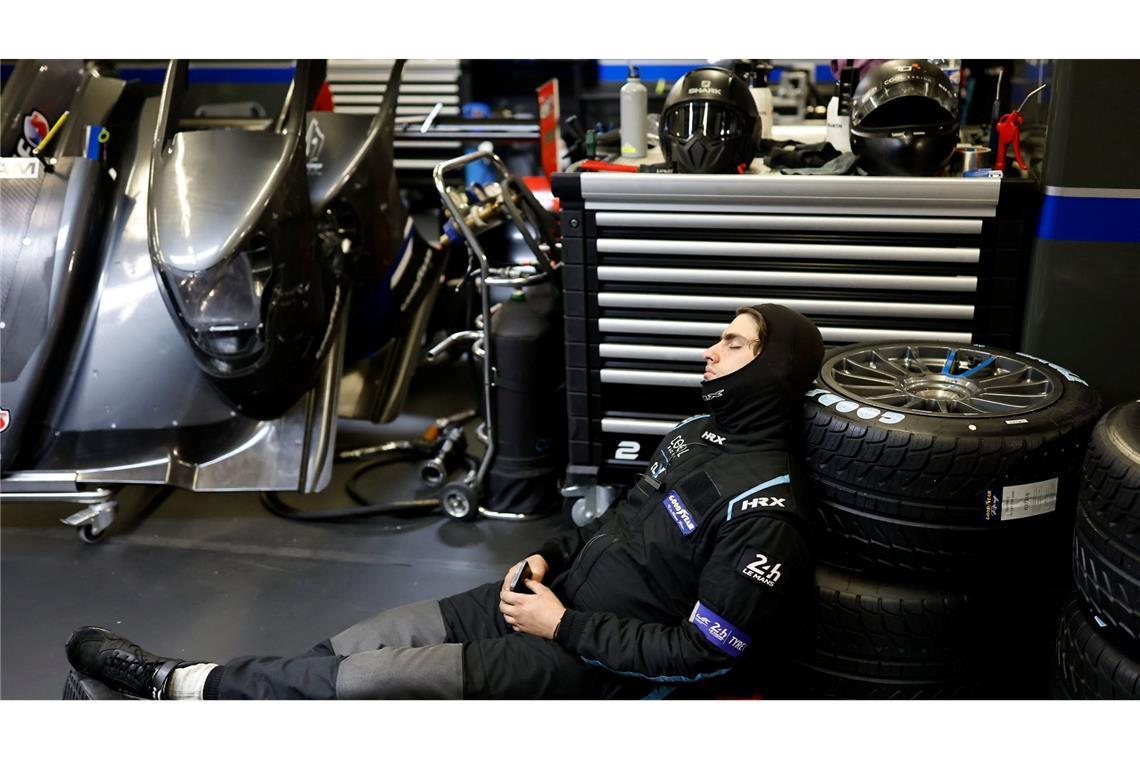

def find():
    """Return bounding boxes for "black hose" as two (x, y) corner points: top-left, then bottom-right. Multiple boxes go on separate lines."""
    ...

(259, 445), (479, 524)
(345, 453), (479, 509)
(259, 488), (438, 522)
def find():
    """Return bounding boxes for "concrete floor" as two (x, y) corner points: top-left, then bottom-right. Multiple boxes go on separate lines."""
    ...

(1, 362), (562, 699)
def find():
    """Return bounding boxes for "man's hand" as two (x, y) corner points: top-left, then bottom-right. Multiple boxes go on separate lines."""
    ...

(499, 580), (566, 640)
(501, 554), (549, 592)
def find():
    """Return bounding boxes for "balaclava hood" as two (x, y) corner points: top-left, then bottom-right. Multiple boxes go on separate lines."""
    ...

(700, 304), (824, 449)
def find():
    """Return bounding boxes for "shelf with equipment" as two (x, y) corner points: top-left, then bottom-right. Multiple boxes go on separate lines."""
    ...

(552, 171), (1039, 490)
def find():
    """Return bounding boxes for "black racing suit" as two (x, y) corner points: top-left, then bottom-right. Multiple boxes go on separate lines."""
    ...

(531, 414), (813, 696)
(211, 304), (824, 699)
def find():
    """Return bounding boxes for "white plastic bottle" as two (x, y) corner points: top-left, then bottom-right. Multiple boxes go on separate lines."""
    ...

(826, 96), (851, 153)
(620, 66), (648, 158)
(751, 63), (774, 140)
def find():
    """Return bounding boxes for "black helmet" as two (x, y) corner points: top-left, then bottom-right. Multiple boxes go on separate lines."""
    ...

(849, 59), (959, 176)
(660, 67), (759, 174)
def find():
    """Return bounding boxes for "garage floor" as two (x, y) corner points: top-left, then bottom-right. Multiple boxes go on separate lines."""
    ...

(1, 361), (562, 699)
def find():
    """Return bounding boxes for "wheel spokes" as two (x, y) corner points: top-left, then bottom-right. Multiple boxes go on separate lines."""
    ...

(845, 358), (898, 382)
(978, 366), (1030, 386)
(840, 383), (904, 392)
(981, 391), (1050, 400)
(980, 379), (1051, 393)
(833, 367), (897, 387)
(971, 395), (1027, 411)
(869, 350), (909, 378)
(863, 391), (910, 403)
(953, 399), (987, 414)
(826, 346), (1055, 417)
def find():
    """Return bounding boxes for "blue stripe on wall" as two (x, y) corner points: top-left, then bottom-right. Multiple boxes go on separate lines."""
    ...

(1, 63), (13, 82)
(598, 64), (695, 84)
(117, 66), (295, 85)
(1037, 195), (1140, 243)
(600, 63), (836, 86)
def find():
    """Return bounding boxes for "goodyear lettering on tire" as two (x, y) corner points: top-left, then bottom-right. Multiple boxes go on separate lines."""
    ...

(805, 388), (907, 425)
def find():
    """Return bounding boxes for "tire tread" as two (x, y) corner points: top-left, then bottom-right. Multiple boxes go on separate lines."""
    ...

(1074, 502), (1140, 641)
(1080, 402), (1140, 550)
(1055, 597), (1140, 699)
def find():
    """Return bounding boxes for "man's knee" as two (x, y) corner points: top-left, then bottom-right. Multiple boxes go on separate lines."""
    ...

(329, 598), (447, 655)
(305, 639), (335, 657)
(335, 644), (463, 699)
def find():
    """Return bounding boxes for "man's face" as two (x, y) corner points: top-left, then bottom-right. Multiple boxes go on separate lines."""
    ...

(703, 313), (763, 382)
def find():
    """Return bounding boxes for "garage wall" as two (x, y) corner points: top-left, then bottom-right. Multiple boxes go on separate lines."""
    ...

(1022, 60), (1140, 409)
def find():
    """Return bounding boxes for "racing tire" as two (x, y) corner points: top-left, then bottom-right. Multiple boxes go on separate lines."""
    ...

(801, 342), (1101, 578)
(1074, 502), (1140, 643)
(774, 564), (984, 699)
(1050, 668), (1074, 699)
(1079, 400), (1140, 540)
(1054, 596), (1140, 699)
(787, 651), (979, 699)
(1073, 400), (1140, 640)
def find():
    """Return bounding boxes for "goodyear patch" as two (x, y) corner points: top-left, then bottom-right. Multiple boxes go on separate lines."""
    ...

(662, 490), (697, 535)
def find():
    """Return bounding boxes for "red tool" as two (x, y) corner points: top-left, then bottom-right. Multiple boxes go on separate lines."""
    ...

(581, 159), (638, 173)
(580, 159), (672, 174)
(994, 83), (1047, 172)
(994, 110), (1025, 171)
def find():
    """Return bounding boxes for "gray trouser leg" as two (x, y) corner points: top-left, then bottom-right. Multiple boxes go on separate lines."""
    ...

(329, 598), (448, 655)
(329, 598), (463, 698)
(335, 644), (464, 699)
(218, 600), (459, 699)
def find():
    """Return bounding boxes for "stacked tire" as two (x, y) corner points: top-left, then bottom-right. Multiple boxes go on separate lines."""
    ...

(787, 565), (981, 698)
(1055, 400), (1140, 699)
(784, 342), (1101, 699)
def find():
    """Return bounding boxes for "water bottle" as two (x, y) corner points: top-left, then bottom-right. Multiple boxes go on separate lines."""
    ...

(620, 66), (647, 158)
(751, 62), (774, 140)
(826, 96), (851, 152)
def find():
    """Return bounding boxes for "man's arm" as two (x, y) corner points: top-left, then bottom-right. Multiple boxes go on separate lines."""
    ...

(553, 512), (809, 683)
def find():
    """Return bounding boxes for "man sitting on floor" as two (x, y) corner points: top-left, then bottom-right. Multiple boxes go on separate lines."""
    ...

(66, 303), (824, 699)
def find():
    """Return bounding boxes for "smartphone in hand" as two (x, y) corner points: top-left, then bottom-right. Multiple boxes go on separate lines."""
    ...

(509, 561), (535, 594)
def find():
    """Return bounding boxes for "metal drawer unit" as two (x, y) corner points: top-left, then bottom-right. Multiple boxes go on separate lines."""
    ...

(551, 173), (1038, 489)
(328, 59), (463, 185)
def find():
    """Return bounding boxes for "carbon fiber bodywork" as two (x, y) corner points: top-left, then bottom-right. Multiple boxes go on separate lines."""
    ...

(0, 157), (104, 472)
(2, 58), (441, 496)
(148, 60), (339, 420)
(5, 95), (340, 492)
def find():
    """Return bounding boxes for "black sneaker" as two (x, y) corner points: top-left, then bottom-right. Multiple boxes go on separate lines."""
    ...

(65, 627), (185, 700)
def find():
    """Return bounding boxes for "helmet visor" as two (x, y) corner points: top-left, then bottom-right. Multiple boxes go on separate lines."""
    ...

(662, 102), (746, 143)
(853, 73), (957, 128)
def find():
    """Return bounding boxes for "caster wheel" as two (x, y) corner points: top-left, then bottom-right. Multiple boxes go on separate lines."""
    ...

(77, 524), (108, 544)
(440, 483), (479, 522)
(562, 497), (582, 527)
